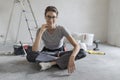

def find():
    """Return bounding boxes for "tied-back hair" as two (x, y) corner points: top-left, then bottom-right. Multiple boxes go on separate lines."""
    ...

(45, 6), (58, 16)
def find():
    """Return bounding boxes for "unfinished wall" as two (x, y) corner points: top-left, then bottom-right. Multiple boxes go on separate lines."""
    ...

(107, 0), (120, 46)
(0, 0), (109, 44)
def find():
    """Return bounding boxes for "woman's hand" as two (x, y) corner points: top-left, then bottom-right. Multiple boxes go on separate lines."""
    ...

(40, 24), (48, 33)
(68, 55), (76, 74)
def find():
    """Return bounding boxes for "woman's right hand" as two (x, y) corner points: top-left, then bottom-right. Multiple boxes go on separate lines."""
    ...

(40, 24), (48, 33)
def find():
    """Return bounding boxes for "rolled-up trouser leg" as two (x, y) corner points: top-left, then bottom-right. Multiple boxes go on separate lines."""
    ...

(56, 49), (86, 69)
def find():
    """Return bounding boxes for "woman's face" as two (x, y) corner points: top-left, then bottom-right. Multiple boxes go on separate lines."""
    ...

(45, 11), (57, 28)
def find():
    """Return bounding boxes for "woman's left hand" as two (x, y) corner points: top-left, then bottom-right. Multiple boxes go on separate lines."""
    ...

(68, 56), (76, 73)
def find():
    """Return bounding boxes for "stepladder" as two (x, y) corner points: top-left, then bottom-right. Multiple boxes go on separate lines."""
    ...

(4, 0), (39, 45)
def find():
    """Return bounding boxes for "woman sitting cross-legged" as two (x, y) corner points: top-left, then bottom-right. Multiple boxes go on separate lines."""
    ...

(26, 6), (86, 74)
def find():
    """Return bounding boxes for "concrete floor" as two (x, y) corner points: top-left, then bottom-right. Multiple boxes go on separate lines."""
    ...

(0, 44), (120, 80)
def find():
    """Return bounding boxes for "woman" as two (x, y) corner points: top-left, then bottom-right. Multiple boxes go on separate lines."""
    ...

(27, 6), (86, 74)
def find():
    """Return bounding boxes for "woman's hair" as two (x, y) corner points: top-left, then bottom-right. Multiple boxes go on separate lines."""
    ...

(45, 6), (58, 16)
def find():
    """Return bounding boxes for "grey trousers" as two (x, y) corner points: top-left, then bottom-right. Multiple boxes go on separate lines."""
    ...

(56, 49), (86, 69)
(56, 51), (73, 69)
(26, 49), (86, 69)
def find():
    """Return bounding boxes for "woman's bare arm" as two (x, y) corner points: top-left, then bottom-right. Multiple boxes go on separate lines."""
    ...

(32, 24), (48, 51)
(66, 35), (80, 73)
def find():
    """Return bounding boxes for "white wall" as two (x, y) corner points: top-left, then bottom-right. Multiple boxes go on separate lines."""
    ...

(0, 0), (109, 44)
(108, 0), (120, 46)
(0, 0), (13, 43)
